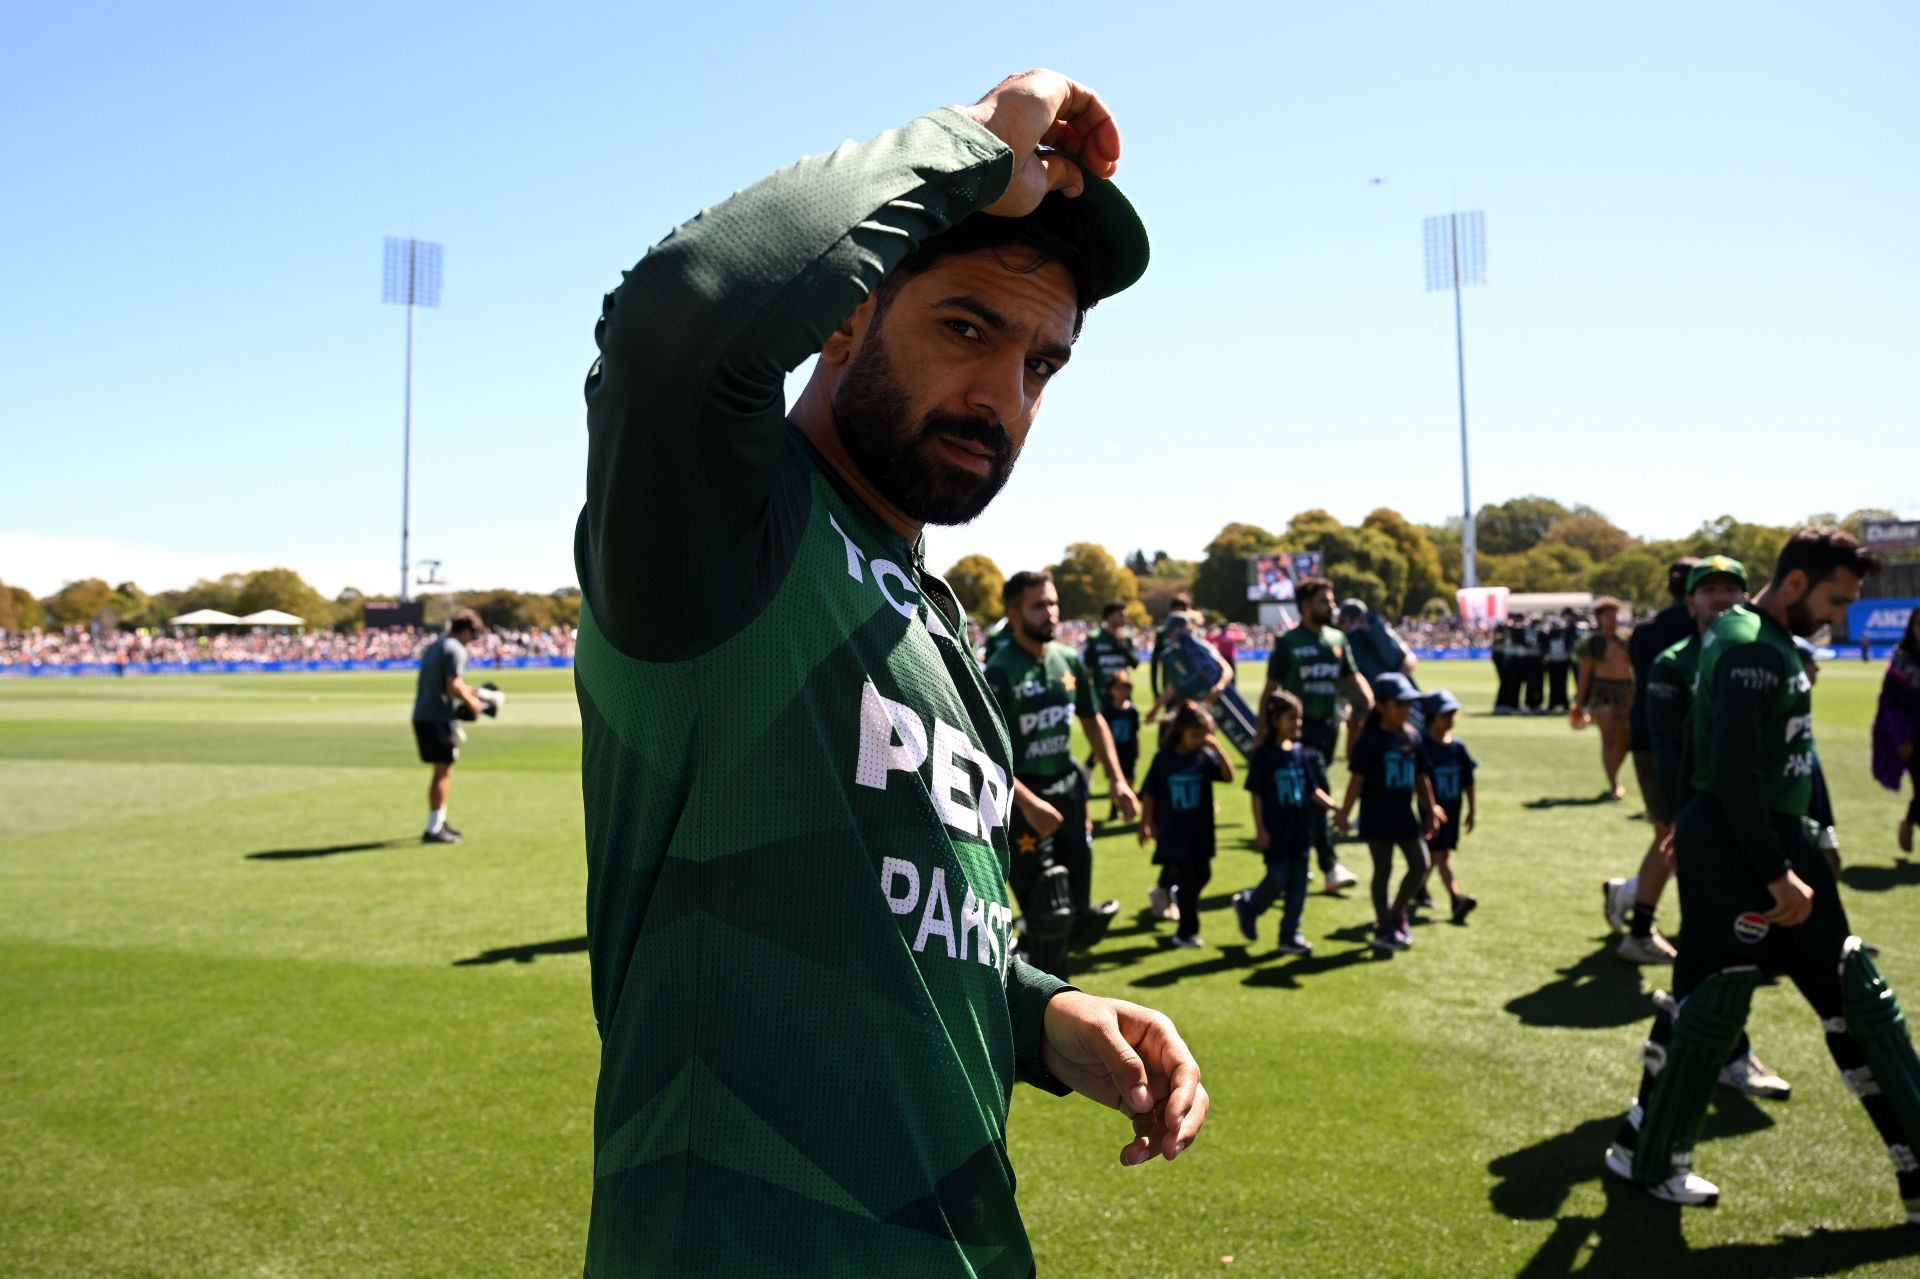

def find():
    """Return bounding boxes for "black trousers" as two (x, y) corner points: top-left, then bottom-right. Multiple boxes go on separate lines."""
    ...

(1521, 656), (1544, 711)
(1168, 858), (1212, 940)
(1546, 661), (1572, 711)
(1495, 656), (1525, 710)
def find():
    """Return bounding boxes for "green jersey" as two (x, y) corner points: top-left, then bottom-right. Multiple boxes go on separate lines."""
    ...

(1644, 634), (1701, 818)
(985, 640), (1098, 784)
(1079, 626), (1136, 702)
(1263, 625), (1357, 728)
(575, 108), (1072, 1277)
(1687, 604), (1815, 882)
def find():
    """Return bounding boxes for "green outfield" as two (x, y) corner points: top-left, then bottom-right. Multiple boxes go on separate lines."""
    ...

(2, 659), (1917, 1277)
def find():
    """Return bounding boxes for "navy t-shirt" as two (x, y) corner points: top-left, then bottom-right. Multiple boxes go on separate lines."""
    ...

(1419, 735), (1477, 849)
(1350, 722), (1430, 840)
(1143, 746), (1227, 864)
(1243, 741), (1329, 863)
(1101, 700), (1141, 762)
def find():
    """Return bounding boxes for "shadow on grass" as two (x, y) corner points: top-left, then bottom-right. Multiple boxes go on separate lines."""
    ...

(1128, 944), (1261, 987)
(1839, 859), (1920, 894)
(246, 839), (414, 861)
(1241, 946), (1379, 987)
(1504, 942), (1653, 1030)
(1491, 1102), (1911, 1277)
(1525, 794), (1623, 810)
(1073, 944), (1167, 974)
(453, 936), (588, 966)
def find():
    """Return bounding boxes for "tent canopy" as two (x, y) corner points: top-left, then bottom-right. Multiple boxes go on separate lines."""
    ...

(169, 608), (242, 625)
(238, 609), (304, 626)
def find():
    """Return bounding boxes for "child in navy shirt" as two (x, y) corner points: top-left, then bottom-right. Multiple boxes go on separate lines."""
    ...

(1418, 689), (1480, 924)
(1101, 670), (1142, 823)
(1232, 691), (1335, 955)
(1140, 700), (1234, 947)
(1336, 673), (1443, 951)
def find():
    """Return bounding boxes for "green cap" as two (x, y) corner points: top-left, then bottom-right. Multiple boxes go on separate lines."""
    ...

(1035, 148), (1149, 300)
(1686, 555), (1748, 594)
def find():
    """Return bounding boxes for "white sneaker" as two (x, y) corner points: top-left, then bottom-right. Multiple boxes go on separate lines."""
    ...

(1603, 1142), (1720, 1206)
(1170, 934), (1205, 948)
(1603, 878), (1630, 934)
(1718, 1052), (1792, 1100)
(1324, 862), (1358, 891)
(1148, 885), (1180, 922)
(1617, 931), (1677, 965)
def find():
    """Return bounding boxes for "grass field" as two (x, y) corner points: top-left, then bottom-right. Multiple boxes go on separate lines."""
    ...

(3, 659), (1918, 1277)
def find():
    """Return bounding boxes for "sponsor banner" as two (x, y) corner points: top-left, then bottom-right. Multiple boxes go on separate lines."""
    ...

(1849, 599), (1919, 644)
(0, 655), (575, 679)
(1864, 520), (1920, 553)
(1238, 646), (1494, 663)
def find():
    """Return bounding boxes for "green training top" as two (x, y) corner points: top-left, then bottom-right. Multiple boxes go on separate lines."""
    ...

(985, 640), (1098, 785)
(574, 108), (1074, 1278)
(1643, 634), (1700, 819)
(1080, 626), (1136, 700)
(1687, 604), (1814, 882)
(1263, 624), (1358, 728)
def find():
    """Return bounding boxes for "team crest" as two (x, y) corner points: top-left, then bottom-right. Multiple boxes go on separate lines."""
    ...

(1732, 912), (1770, 944)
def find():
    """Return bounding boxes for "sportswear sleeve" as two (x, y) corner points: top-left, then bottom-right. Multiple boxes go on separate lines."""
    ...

(580, 110), (1014, 658)
(1412, 739), (1432, 775)
(1809, 756), (1836, 830)
(1646, 658), (1689, 816)
(984, 661), (1015, 724)
(1707, 642), (1793, 882)
(1142, 752), (1167, 799)
(1461, 748), (1477, 788)
(1004, 958), (1074, 1094)
(448, 640), (467, 681)
(1265, 643), (1291, 685)
(1349, 734), (1375, 780)
(1150, 631), (1165, 697)
(1071, 654), (1097, 719)
(1306, 749), (1331, 795)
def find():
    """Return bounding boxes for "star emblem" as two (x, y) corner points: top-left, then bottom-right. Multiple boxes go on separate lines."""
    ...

(1016, 833), (1038, 853)
(1061, 672), (1076, 692)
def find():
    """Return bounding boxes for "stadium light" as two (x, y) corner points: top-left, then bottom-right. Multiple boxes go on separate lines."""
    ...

(383, 237), (444, 603)
(1424, 211), (1486, 589)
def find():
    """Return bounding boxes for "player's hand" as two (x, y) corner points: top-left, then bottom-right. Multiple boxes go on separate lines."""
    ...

(1040, 991), (1209, 1167)
(1255, 829), (1270, 851)
(1111, 782), (1140, 822)
(1137, 821), (1154, 847)
(1569, 708), (1589, 730)
(1464, 809), (1477, 834)
(1333, 811), (1351, 837)
(1025, 798), (1064, 839)
(953, 70), (1120, 218)
(1426, 806), (1447, 840)
(1764, 869), (1814, 926)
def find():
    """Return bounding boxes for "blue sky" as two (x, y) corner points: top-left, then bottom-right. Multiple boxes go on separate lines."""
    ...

(5, 2), (1916, 597)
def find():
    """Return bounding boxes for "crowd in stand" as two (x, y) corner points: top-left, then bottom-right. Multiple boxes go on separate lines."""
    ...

(0, 625), (576, 670)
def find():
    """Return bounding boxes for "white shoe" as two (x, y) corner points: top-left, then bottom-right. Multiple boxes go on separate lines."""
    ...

(1148, 885), (1180, 922)
(1617, 931), (1677, 965)
(1718, 1052), (1792, 1100)
(1604, 1142), (1720, 1206)
(1603, 878), (1630, 933)
(1170, 934), (1205, 949)
(1324, 862), (1358, 891)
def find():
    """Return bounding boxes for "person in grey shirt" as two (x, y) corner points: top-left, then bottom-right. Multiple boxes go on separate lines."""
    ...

(412, 609), (491, 844)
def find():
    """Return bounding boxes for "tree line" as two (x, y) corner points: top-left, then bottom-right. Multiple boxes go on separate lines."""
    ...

(942, 498), (1899, 625)
(0, 568), (582, 634)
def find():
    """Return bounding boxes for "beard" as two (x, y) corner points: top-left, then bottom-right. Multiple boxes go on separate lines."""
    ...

(831, 329), (1018, 525)
(1784, 595), (1822, 637)
(1017, 613), (1056, 644)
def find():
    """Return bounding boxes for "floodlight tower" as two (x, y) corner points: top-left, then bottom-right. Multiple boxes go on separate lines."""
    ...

(1424, 211), (1486, 589)
(383, 237), (443, 603)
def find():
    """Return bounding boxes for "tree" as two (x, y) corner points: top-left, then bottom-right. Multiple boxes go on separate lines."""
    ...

(175, 575), (245, 616)
(1675, 517), (1792, 580)
(1124, 549), (1151, 576)
(1192, 523), (1279, 622)
(44, 578), (115, 626)
(1048, 543), (1138, 621)
(236, 568), (331, 625)
(1474, 496), (1572, 556)
(1587, 547), (1668, 607)
(0, 581), (43, 632)
(1420, 518), (1465, 586)
(333, 588), (367, 633)
(1363, 508), (1450, 612)
(463, 589), (557, 632)
(945, 554), (1005, 623)
(1841, 508), (1900, 539)
(549, 587), (582, 629)
(1543, 514), (1634, 563)
(1479, 543), (1594, 593)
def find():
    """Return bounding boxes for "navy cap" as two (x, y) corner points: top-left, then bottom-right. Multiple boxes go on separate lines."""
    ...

(1338, 599), (1368, 620)
(1373, 672), (1420, 703)
(1422, 689), (1462, 717)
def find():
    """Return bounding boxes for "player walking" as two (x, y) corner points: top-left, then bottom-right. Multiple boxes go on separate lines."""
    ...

(1256, 577), (1368, 891)
(1604, 529), (1920, 1222)
(988, 571), (1139, 977)
(1572, 598), (1634, 799)
(573, 69), (1208, 1274)
(411, 609), (492, 844)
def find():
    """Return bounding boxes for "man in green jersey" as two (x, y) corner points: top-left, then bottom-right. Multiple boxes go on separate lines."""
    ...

(1081, 598), (1138, 775)
(988, 571), (1139, 978)
(1256, 577), (1370, 890)
(1606, 529), (1920, 1225)
(574, 70), (1208, 1275)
